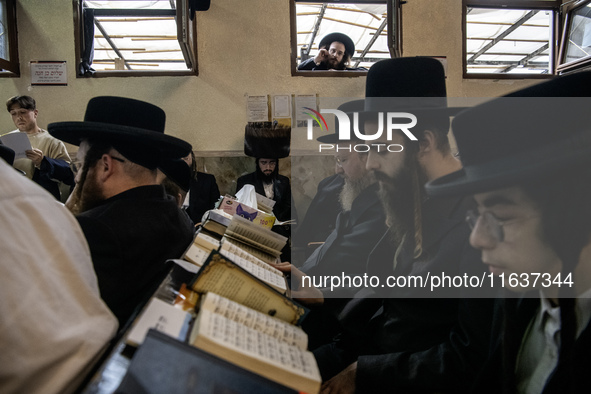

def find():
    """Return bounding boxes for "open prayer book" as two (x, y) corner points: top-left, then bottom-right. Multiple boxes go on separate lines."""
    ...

(189, 292), (321, 394)
(190, 251), (306, 324)
(223, 214), (287, 263)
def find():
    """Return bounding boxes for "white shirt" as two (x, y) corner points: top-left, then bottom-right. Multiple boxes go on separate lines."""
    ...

(516, 288), (591, 394)
(0, 159), (117, 394)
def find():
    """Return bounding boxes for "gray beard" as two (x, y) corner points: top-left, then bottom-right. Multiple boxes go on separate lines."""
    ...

(338, 172), (375, 212)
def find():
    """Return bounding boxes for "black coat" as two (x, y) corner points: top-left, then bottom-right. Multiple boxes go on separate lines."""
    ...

(472, 297), (591, 394)
(315, 196), (495, 393)
(186, 171), (220, 224)
(298, 182), (386, 349)
(292, 174), (344, 261)
(34, 156), (74, 200)
(76, 185), (195, 327)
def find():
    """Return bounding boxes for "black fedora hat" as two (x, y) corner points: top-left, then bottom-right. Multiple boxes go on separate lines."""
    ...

(48, 96), (192, 169)
(361, 57), (464, 117)
(317, 99), (365, 143)
(244, 122), (290, 159)
(425, 71), (591, 197)
(319, 32), (355, 58)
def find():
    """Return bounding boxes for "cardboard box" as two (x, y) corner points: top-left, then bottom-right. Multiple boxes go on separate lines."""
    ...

(218, 195), (276, 229)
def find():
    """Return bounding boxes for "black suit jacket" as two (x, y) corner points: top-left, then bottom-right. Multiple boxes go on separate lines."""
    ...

(298, 183), (386, 349)
(315, 196), (495, 393)
(472, 297), (591, 393)
(186, 171), (220, 224)
(292, 174), (344, 261)
(77, 185), (195, 327)
(236, 172), (296, 223)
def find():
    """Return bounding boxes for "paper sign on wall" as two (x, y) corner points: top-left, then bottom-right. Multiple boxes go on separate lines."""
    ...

(30, 61), (67, 86)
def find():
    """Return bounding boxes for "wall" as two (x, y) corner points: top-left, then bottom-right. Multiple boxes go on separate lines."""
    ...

(0, 0), (545, 214)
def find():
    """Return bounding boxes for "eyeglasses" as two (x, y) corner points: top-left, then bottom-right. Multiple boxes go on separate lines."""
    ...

(466, 210), (537, 243)
(69, 155), (125, 174)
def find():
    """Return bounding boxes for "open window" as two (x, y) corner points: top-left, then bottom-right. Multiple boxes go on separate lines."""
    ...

(463, 0), (560, 78)
(0, 0), (19, 77)
(291, 0), (402, 77)
(557, 0), (591, 74)
(74, 0), (198, 77)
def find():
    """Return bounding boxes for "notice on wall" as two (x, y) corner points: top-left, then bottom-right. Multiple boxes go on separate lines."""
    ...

(247, 95), (270, 122)
(30, 61), (68, 86)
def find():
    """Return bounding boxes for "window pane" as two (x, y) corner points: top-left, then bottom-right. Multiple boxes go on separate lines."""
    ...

(84, 0), (191, 72)
(466, 7), (553, 75)
(295, 2), (390, 70)
(563, 3), (591, 64)
(0, 0), (9, 62)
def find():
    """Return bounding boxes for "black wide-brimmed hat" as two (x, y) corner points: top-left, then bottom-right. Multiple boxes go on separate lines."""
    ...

(319, 32), (355, 58)
(48, 96), (192, 169)
(425, 71), (591, 197)
(244, 122), (290, 159)
(317, 99), (365, 143)
(361, 57), (464, 117)
(159, 158), (191, 192)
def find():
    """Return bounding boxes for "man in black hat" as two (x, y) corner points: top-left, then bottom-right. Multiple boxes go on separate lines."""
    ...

(237, 123), (297, 230)
(278, 100), (386, 350)
(49, 96), (195, 327)
(298, 32), (364, 71)
(308, 58), (494, 393)
(425, 72), (591, 393)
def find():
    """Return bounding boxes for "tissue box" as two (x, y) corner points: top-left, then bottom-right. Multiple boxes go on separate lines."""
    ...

(218, 195), (276, 229)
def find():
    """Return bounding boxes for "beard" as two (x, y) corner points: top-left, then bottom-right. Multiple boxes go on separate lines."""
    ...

(339, 172), (375, 212)
(324, 57), (347, 70)
(375, 154), (427, 246)
(261, 171), (275, 184)
(78, 169), (107, 213)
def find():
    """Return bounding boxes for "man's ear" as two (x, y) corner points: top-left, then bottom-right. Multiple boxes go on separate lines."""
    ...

(96, 154), (116, 182)
(419, 130), (436, 155)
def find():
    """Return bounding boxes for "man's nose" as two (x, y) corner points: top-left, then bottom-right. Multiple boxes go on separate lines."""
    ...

(365, 153), (378, 171)
(469, 217), (498, 251)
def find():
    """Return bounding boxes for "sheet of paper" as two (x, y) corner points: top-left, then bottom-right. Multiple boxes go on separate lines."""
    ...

(0, 132), (32, 160)
(247, 95), (269, 122)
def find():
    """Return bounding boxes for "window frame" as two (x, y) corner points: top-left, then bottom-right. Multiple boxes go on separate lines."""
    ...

(556, 0), (591, 74)
(290, 0), (402, 77)
(0, 0), (19, 77)
(462, 0), (560, 79)
(73, 0), (198, 78)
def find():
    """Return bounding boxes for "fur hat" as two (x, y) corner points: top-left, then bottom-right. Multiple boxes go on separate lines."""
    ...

(244, 122), (291, 159)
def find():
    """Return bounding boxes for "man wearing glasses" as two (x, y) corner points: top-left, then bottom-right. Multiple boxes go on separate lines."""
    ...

(4, 95), (74, 200)
(48, 96), (195, 328)
(426, 72), (591, 393)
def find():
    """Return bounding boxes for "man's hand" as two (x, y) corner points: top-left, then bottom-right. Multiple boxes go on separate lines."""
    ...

(271, 262), (324, 305)
(25, 148), (44, 168)
(314, 48), (329, 66)
(321, 362), (357, 394)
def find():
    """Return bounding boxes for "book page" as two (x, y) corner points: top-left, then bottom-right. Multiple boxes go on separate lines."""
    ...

(190, 253), (305, 325)
(218, 245), (286, 294)
(221, 237), (279, 265)
(200, 292), (307, 350)
(183, 243), (210, 267)
(225, 215), (287, 256)
(191, 309), (320, 394)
